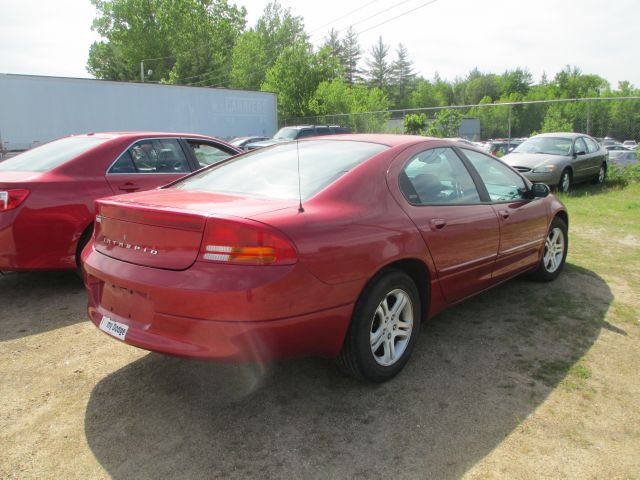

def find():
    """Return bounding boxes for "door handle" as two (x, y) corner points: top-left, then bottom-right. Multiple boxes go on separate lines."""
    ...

(118, 182), (139, 192)
(429, 218), (447, 231)
(498, 209), (510, 219)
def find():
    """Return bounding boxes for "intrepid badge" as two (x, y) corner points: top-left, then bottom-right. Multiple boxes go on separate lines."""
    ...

(102, 237), (158, 255)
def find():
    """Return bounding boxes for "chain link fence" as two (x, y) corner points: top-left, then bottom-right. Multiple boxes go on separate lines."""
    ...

(284, 97), (640, 143)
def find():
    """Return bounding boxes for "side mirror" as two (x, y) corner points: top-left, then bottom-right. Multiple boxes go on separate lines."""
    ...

(574, 150), (586, 157)
(531, 182), (550, 198)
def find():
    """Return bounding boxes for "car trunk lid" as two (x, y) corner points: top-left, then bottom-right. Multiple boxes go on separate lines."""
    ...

(94, 190), (297, 270)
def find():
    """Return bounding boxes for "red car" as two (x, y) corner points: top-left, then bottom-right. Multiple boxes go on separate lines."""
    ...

(0, 132), (240, 271)
(82, 135), (568, 382)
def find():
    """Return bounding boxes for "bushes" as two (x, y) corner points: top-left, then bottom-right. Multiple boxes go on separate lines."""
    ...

(607, 163), (640, 186)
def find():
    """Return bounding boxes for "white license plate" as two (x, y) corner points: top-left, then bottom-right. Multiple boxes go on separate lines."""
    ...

(99, 315), (129, 341)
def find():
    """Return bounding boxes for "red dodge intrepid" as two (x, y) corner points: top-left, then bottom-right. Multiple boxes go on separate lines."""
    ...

(0, 132), (239, 271)
(82, 135), (569, 382)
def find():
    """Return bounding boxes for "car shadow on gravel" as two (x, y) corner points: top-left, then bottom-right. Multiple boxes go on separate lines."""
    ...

(0, 271), (85, 342)
(85, 264), (612, 480)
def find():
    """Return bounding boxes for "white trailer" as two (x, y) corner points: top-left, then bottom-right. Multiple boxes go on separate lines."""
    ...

(0, 73), (277, 153)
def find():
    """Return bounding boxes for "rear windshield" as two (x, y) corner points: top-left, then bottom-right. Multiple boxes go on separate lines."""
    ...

(0, 136), (109, 172)
(172, 140), (388, 200)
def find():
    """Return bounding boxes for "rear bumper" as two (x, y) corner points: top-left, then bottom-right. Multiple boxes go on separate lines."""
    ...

(83, 245), (357, 361)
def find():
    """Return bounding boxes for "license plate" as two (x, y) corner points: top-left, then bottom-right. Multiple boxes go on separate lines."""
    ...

(99, 315), (129, 341)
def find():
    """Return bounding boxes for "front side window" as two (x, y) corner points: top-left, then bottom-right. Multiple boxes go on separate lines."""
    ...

(462, 149), (527, 202)
(186, 140), (233, 168)
(0, 136), (109, 172)
(111, 139), (190, 174)
(574, 137), (587, 154)
(400, 148), (480, 205)
(172, 140), (388, 200)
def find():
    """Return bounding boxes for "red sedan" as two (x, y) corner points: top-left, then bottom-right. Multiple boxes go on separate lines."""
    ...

(0, 132), (240, 271)
(82, 135), (568, 382)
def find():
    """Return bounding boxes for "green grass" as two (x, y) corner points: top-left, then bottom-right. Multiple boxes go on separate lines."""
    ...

(557, 181), (640, 296)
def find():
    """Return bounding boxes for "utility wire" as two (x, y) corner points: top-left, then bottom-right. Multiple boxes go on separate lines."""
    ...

(310, 0), (411, 44)
(357, 0), (439, 35)
(308, 0), (380, 35)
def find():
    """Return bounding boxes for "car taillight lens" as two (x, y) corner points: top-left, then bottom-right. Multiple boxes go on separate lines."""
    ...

(0, 189), (30, 212)
(200, 218), (297, 266)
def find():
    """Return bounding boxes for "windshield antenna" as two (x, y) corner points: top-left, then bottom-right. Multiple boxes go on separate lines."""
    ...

(296, 140), (304, 213)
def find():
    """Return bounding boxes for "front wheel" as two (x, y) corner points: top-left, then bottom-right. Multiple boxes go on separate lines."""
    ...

(558, 169), (572, 193)
(530, 217), (568, 282)
(338, 270), (421, 382)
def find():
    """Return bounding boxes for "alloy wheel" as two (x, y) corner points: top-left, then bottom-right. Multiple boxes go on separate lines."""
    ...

(543, 227), (565, 273)
(369, 288), (413, 366)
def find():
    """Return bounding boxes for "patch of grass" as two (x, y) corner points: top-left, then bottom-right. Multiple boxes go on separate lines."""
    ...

(568, 363), (591, 380)
(533, 359), (571, 386)
(611, 301), (639, 325)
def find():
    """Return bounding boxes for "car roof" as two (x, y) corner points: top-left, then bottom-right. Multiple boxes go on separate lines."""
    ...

(69, 132), (221, 141)
(533, 132), (585, 139)
(303, 133), (448, 148)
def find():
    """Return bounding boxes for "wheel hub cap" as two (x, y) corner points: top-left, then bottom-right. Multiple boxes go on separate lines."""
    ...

(370, 289), (413, 366)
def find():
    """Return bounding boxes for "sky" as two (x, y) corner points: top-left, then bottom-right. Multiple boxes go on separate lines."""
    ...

(0, 0), (638, 88)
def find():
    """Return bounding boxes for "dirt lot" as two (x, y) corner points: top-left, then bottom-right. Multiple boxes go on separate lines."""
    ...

(1, 186), (639, 479)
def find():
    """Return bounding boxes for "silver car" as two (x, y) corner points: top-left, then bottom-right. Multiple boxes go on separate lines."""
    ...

(502, 133), (608, 192)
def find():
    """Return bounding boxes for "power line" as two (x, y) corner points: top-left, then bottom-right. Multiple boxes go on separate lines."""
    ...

(357, 0), (440, 35)
(308, 0), (380, 35)
(310, 0), (411, 44)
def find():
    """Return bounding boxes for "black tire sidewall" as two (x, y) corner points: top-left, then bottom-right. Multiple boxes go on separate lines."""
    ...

(536, 217), (568, 281)
(350, 271), (421, 382)
(559, 169), (571, 193)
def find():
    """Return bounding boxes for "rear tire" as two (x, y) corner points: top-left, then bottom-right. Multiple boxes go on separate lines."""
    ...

(75, 225), (93, 277)
(591, 163), (606, 185)
(338, 270), (421, 382)
(530, 217), (568, 282)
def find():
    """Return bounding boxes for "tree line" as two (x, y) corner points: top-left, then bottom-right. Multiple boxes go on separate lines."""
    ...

(88, 0), (639, 139)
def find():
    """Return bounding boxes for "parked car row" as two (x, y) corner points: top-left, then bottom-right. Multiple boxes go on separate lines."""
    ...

(1, 132), (571, 383)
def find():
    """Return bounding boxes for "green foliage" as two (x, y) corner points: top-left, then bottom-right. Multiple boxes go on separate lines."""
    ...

(426, 109), (463, 137)
(607, 163), (640, 187)
(536, 106), (574, 134)
(88, 0), (247, 85)
(365, 36), (391, 91)
(403, 113), (427, 135)
(390, 44), (416, 109)
(308, 79), (390, 133)
(262, 44), (340, 121)
(230, 1), (306, 90)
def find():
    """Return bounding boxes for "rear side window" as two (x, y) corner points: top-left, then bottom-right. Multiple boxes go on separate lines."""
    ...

(584, 137), (599, 153)
(109, 139), (190, 174)
(185, 140), (233, 168)
(173, 140), (388, 200)
(0, 136), (109, 172)
(400, 148), (480, 204)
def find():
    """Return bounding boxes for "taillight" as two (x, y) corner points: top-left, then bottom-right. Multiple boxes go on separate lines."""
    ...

(200, 218), (297, 266)
(0, 189), (30, 212)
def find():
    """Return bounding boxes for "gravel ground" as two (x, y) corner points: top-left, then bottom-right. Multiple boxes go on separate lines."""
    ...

(0, 260), (638, 479)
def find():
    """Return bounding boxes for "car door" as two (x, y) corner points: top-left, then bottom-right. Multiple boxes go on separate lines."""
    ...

(584, 136), (606, 175)
(105, 138), (192, 194)
(182, 138), (239, 169)
(391, 145), (500, 304)
(460, 148), (548, 281)
(571, 137), (593, 181)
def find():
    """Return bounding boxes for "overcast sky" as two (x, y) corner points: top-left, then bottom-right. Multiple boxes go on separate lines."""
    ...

(0, 0), (638, 88)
